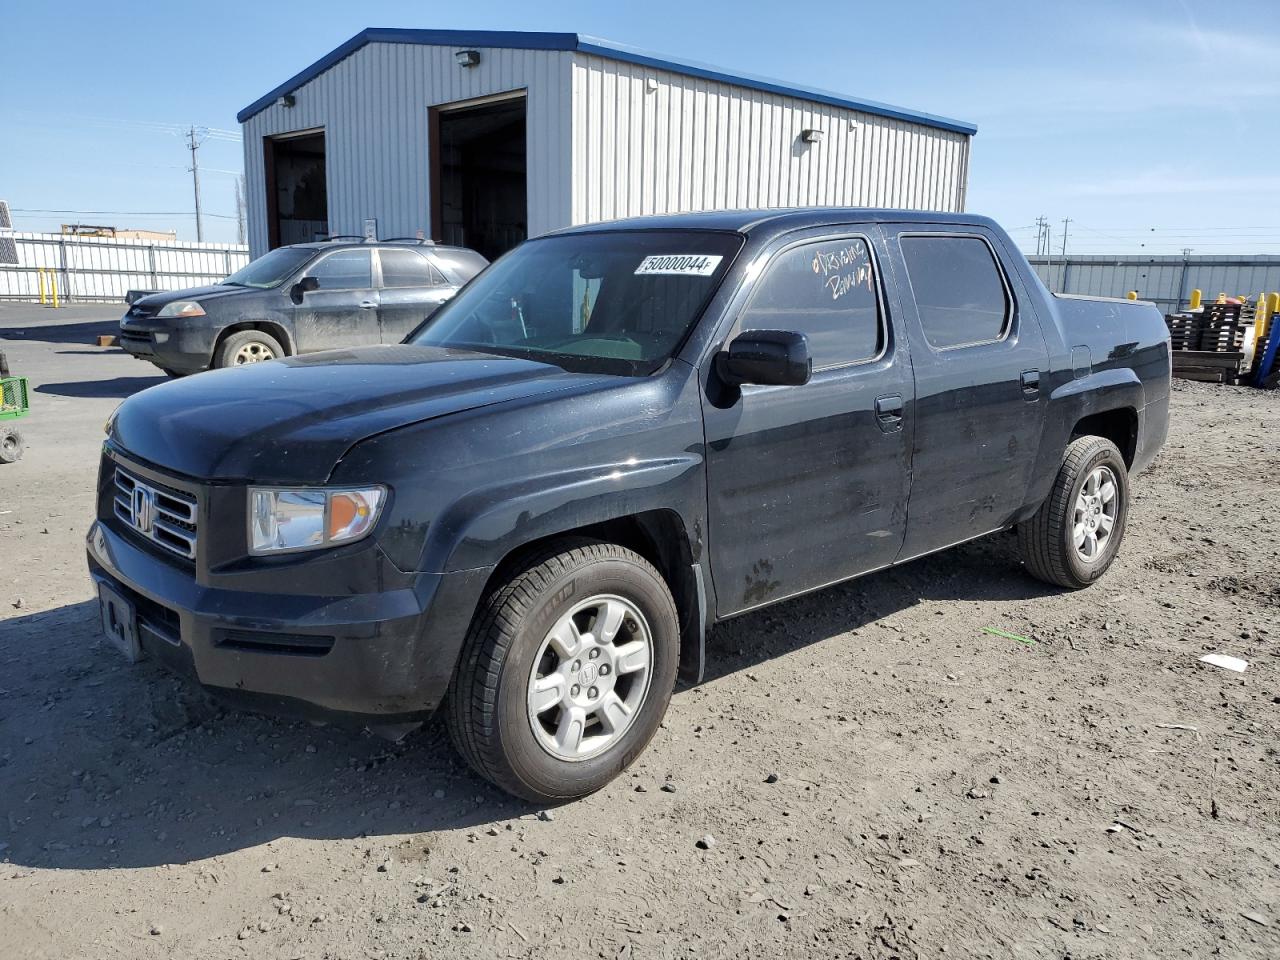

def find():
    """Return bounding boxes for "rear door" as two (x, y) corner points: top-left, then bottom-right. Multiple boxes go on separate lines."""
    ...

(702, 228), (914, 615)
(293, 248), (379, 352)
(375, 247), (456, 343)
(883, 226), (1050, 559)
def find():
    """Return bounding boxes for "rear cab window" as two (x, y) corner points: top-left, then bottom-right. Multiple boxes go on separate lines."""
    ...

(899, 235), (1011, 349)
(739, 236), (883, 369)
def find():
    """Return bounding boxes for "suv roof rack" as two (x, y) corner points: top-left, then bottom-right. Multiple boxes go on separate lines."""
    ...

(323, 234), (365, 242)
(381, 236), (437, 245)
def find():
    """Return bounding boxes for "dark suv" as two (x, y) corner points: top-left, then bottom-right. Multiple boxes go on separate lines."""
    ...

(118, 240), (487, 375)
(90, 209), (1169, 803)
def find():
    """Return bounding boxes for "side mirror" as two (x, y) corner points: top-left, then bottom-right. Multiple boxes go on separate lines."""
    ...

(290, 275), (320, 304)
(717, 330), (812, 387)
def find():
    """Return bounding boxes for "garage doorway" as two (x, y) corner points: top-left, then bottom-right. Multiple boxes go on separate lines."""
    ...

(264, 129), (328, 248)
(431, 94), (527, 261)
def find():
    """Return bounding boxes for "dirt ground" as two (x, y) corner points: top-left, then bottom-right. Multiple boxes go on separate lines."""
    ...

(1, 304), (1278, 960)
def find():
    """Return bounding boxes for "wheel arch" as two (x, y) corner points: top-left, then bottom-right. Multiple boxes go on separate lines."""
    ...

(213, 320), (295, 360)
(473, 509), (708, 684)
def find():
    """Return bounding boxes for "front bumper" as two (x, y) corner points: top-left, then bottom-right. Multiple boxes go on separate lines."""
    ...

(118, 319), (214, 373)
(86, 519), (489, 724)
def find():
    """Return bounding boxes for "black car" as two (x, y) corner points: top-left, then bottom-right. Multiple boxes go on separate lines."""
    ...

(118, 239), (487, 375)
(89, 208), (1170, 803)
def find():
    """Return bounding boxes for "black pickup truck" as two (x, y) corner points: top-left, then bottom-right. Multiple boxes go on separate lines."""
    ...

(88, 209), (1170, 802)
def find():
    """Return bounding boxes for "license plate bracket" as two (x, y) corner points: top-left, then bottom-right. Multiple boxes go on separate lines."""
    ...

(99, 583), (142, 663)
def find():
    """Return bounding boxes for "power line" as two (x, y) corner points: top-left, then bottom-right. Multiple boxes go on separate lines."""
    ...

(13, 207), (238, 220)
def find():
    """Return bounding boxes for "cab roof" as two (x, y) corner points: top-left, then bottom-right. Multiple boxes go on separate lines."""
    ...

(546, 207), (1002, 242)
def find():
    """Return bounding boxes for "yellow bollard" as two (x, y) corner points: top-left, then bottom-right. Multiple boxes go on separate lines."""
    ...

(1216, 292), (1227, 304)
(50, 270), (60, 308)
(37, 269), (48, 305)
(1257, 293), (1271, 345)
(1126, 290), (1138, 300)
(1189, 289), (1202, 310)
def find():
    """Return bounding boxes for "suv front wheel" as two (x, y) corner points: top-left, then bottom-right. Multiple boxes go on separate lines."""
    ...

(215, 329), (283, 368)
(446, 539), (679, 803)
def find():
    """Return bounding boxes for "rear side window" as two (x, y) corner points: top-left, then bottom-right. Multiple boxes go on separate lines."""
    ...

(900, 236), (1010, 349)
(380, 249), (447, 288)
(306, 249), (372, 289)
(739, 237), (882, 368)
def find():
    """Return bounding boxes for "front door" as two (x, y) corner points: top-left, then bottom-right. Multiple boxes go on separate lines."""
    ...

(293, 248), (380, 352)
(882, 226), (1050, 559)
(702, 229), (914, 616)
(375, 247), (456, 343)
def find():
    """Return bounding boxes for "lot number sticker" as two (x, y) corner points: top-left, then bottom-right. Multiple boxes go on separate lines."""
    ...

(635, 254), (723, 276)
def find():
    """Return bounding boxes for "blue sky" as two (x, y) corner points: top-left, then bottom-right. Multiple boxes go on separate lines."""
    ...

(2, 0), (1277, 254)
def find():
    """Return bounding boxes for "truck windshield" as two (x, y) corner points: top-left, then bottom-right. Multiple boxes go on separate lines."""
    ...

(221, 246), (316, 289)
(410, 230), (743, 375)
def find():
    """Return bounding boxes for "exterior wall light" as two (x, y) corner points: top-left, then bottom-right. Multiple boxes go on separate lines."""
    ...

(277, 94), (296, 108)
(801, 128), (824, 143)
(455, 49), (481, 67)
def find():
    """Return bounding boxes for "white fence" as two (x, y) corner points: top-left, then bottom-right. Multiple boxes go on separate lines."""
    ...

(0, 232), (250, 303)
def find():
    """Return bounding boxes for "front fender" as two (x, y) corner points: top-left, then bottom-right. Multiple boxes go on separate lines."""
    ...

(428, 455), (704, 573)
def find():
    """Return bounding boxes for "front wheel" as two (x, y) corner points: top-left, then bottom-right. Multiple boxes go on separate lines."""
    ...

(446, 540), (679, 803)
(214, 330), (283, 369)
(1018, 435), (1130, 589)
(0, 426), (24, 464)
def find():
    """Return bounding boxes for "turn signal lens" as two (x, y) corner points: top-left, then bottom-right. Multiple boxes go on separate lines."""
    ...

(248, 486), (386, 555)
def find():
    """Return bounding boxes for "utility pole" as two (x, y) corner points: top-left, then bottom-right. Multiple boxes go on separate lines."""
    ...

(1060, 217), (1072, 257)
(234, 175), (247, 245)
(186, 125), (209, 242)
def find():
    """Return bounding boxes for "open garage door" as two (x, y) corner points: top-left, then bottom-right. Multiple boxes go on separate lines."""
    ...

(431, 95), (527, 261)
(265, 129), (328, 248)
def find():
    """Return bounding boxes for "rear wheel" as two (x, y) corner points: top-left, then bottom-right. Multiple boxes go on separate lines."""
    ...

(0, 426), (25, 464)
(215, 330), (283, 369)
(446, 540), (679, 803)
(1018, 435), (1129, 589)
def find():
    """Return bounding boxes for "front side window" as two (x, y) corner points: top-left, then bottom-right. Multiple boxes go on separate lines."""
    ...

(306, 249), (373, 290)
(410, 230), (742, 376)
(380, 249), (446, 288)
(900, 236), (1010, 349)
(221, 246), (315, 289)
(738, 237), (882, 368)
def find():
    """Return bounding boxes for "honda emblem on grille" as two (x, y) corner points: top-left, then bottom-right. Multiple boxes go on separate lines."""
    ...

(132, 485), (155, 535)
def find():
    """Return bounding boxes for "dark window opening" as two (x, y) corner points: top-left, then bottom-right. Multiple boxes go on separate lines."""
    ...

(900, 235), (1011, 349)
(265, 130), (327, 249)
(739, 237), (883, 368)
(432, 97), (527, 261)
(379, 248), (447, 288)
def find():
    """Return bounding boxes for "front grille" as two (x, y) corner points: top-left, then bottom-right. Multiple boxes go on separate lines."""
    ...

(113, 468), (198, 560)
(215, 629), (335, 657)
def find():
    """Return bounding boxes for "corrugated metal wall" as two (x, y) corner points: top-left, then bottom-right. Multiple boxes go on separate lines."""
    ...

(1029, 255), (1280, 314)
(241, 42), (574, 258)
(0, 233), (248, 302)
(569, 53), (970, 224)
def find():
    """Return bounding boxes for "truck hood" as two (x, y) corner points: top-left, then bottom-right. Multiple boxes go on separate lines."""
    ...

(110, 345), (615, 482)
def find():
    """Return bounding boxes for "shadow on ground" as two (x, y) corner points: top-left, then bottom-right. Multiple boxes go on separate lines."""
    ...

(0, 319), (118, 345)
(36, 376), (165, 399)
(0, 532), (1055, 872)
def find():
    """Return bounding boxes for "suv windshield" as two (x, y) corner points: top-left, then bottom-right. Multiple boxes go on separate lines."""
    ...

(410, 230), (743, 375)
(221, 246), (316, 289)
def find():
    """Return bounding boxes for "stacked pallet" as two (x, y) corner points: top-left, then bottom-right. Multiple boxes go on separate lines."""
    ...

(1165, 305), (1247, 383)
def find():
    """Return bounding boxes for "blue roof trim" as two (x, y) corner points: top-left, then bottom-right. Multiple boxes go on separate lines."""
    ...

(237, 28), (977, 136)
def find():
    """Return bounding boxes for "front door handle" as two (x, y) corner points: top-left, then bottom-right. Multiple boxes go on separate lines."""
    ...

(360, 300), (377, 309)
(1020, 369), (1041, 399)
(874, 394), (904, 433)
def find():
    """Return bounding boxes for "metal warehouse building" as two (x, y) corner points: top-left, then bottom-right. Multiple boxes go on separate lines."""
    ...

(238, 29), (976, 261)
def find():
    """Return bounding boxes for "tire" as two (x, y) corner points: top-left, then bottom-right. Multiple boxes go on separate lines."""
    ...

(446, 539), (680, 803)
(0, 426), (24, 464)
(214, 330), (283, 369)
(1018, 435), (1130, 589)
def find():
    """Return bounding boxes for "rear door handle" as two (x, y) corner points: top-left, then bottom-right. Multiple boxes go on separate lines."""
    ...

(1020, 369), (1041, 399)
(874, 394), (903, 433)
(360, 300), (377, 309)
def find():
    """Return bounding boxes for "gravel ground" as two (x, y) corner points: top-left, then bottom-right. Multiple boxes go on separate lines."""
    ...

(2, 305), (1278, 959)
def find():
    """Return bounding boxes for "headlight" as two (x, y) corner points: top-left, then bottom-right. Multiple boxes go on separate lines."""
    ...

(249, 487), (386, 555)
(156, 300), (206, 318)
